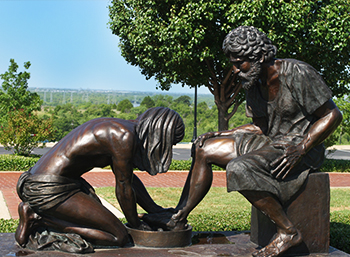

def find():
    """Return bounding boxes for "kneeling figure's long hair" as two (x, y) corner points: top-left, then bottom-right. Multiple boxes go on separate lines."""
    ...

(134, 107), (185, 175)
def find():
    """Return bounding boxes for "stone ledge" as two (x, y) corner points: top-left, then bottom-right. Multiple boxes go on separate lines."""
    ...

(1, 232), (349, 257)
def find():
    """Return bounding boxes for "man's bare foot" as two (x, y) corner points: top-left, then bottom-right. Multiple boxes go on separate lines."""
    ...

(15, 202), (42, 247)
(252, 229), (302, 257)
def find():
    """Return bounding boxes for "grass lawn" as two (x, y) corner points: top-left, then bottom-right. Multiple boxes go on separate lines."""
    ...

(96, 187), (350, 215)
(96, 187), (350, 253)
(1, 187), (349, 253)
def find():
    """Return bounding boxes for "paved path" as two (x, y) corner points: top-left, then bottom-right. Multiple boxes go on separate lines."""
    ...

(1, 169), (350, 219)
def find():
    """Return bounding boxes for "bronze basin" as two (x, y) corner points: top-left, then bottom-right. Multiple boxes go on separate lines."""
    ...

(126, 225), (192, 248)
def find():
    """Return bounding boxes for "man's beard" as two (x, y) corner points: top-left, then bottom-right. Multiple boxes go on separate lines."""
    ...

(238, 61), (261, 91)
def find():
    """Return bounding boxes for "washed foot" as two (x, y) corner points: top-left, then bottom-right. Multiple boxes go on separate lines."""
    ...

(252, 229), (302, 257)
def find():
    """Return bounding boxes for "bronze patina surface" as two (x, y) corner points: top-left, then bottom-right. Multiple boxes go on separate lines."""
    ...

(126, 225), (192, 248)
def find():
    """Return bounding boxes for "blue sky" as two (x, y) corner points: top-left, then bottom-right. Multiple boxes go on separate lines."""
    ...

(0, 0), (209, 94)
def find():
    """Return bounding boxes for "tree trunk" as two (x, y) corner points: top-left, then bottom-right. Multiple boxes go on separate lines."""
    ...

(205, 61), (243, 132)
(217, 101), (229, 131)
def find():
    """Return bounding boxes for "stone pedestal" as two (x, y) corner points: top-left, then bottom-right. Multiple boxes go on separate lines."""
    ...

(250, 172), (330, 255)
(2, 231), (349, 257)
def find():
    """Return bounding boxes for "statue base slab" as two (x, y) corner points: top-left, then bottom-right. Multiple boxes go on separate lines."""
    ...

(2, 232), (348, 257)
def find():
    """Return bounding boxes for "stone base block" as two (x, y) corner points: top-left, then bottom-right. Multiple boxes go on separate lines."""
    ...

(250, 172), (330, 255)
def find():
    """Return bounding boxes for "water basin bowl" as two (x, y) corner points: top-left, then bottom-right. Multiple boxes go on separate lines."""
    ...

(126, 224), (192, 248)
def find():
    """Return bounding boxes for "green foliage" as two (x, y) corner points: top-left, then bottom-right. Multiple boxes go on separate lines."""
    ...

(51, 103), (84, 141)
(140, 96), (155, 108)
(117, 99), (133, 113)
(226, 0), (350, 97)
(0, 59), (53, 155)
(109, 0), (350, 130)
(130, 105), (148, 117)
(330, 211), (350, 253)
(174, 95), (192, 106)
(0, 59), (42, 125)
(170, 159), (350, 172)
(95, 187), (350, 253)
(320, 159), (350, 173)
(189, 211), (251, 232)
(169, 159), (224, 171)
(169, 159), (192, 170)
(174, 158), (350, 173)
(84, 103), (117, 118)
(0, 152), (348, 173)
(0, 109), (54, 155)
(0, 219), (19, 233)
(0, 154), (40, 171)
(335, 95), (350, 138)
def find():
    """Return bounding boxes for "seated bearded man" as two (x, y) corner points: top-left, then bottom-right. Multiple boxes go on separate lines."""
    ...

(142, 26), (342, 257)
(15, 107), (184, 253)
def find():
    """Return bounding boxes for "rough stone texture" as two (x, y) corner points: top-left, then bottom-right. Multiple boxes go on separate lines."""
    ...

(251, 172), (330, 255)
(2, 231), (349, 257)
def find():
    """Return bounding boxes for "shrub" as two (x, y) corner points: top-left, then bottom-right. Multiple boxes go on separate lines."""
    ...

(0, 219), (19, 233)
(169, 160), (224, 171)
(0, 155), (349, 172)
(320, 159), (350, 173)
(170, 159), (350, 173)
(0, 154), (39, 171)
(0, 109), (54, 156)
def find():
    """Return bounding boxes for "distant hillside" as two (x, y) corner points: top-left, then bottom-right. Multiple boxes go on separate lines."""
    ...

(29, 87), (215, 107)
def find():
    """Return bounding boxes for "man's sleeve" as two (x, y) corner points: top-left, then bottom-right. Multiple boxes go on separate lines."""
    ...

(245, 86), (267, 118)
(283, 61), (332, 115)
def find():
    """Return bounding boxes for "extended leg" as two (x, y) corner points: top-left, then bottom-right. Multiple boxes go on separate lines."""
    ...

(240, 190), (302, 257)
(173, 138), (237, 228)
(142, 137), (237, 230)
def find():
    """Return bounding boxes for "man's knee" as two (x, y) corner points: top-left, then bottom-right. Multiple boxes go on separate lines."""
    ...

(192, 144), (208, 161)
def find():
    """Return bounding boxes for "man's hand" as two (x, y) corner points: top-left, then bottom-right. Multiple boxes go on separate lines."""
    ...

(142, 210), (187, 231)
(194, 131), (217, 147)
(271, 143), (306, 180)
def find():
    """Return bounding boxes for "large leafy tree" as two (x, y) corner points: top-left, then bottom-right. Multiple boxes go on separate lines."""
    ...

(335, 95), (350, 142)
(0, 59), (42, 124)
(0, 109), (54, 155)
(109, 0), (350, 131)
(0, 59), (52, 155)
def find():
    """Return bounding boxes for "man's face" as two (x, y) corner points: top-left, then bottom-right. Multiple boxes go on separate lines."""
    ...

(229, 55), (261, 91)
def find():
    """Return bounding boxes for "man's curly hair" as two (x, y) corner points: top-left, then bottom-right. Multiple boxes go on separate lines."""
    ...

(223, 26), (277, 62)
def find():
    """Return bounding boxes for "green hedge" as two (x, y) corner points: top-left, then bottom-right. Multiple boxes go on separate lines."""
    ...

(0, 155), (40, 171)
(1, 155), (350, 173)
(320, 159), (350, 173)
(170, 159), (350, 172)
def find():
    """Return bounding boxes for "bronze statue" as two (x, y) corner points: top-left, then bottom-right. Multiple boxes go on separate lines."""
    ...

(15, 107), (184, 253)
(143, 26), (342, 257)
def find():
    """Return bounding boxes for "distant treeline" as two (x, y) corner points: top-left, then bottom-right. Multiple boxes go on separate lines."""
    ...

(33, 89), (350, 145)
(37, 93), (251, 142)
(30, 88), (216, 108)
